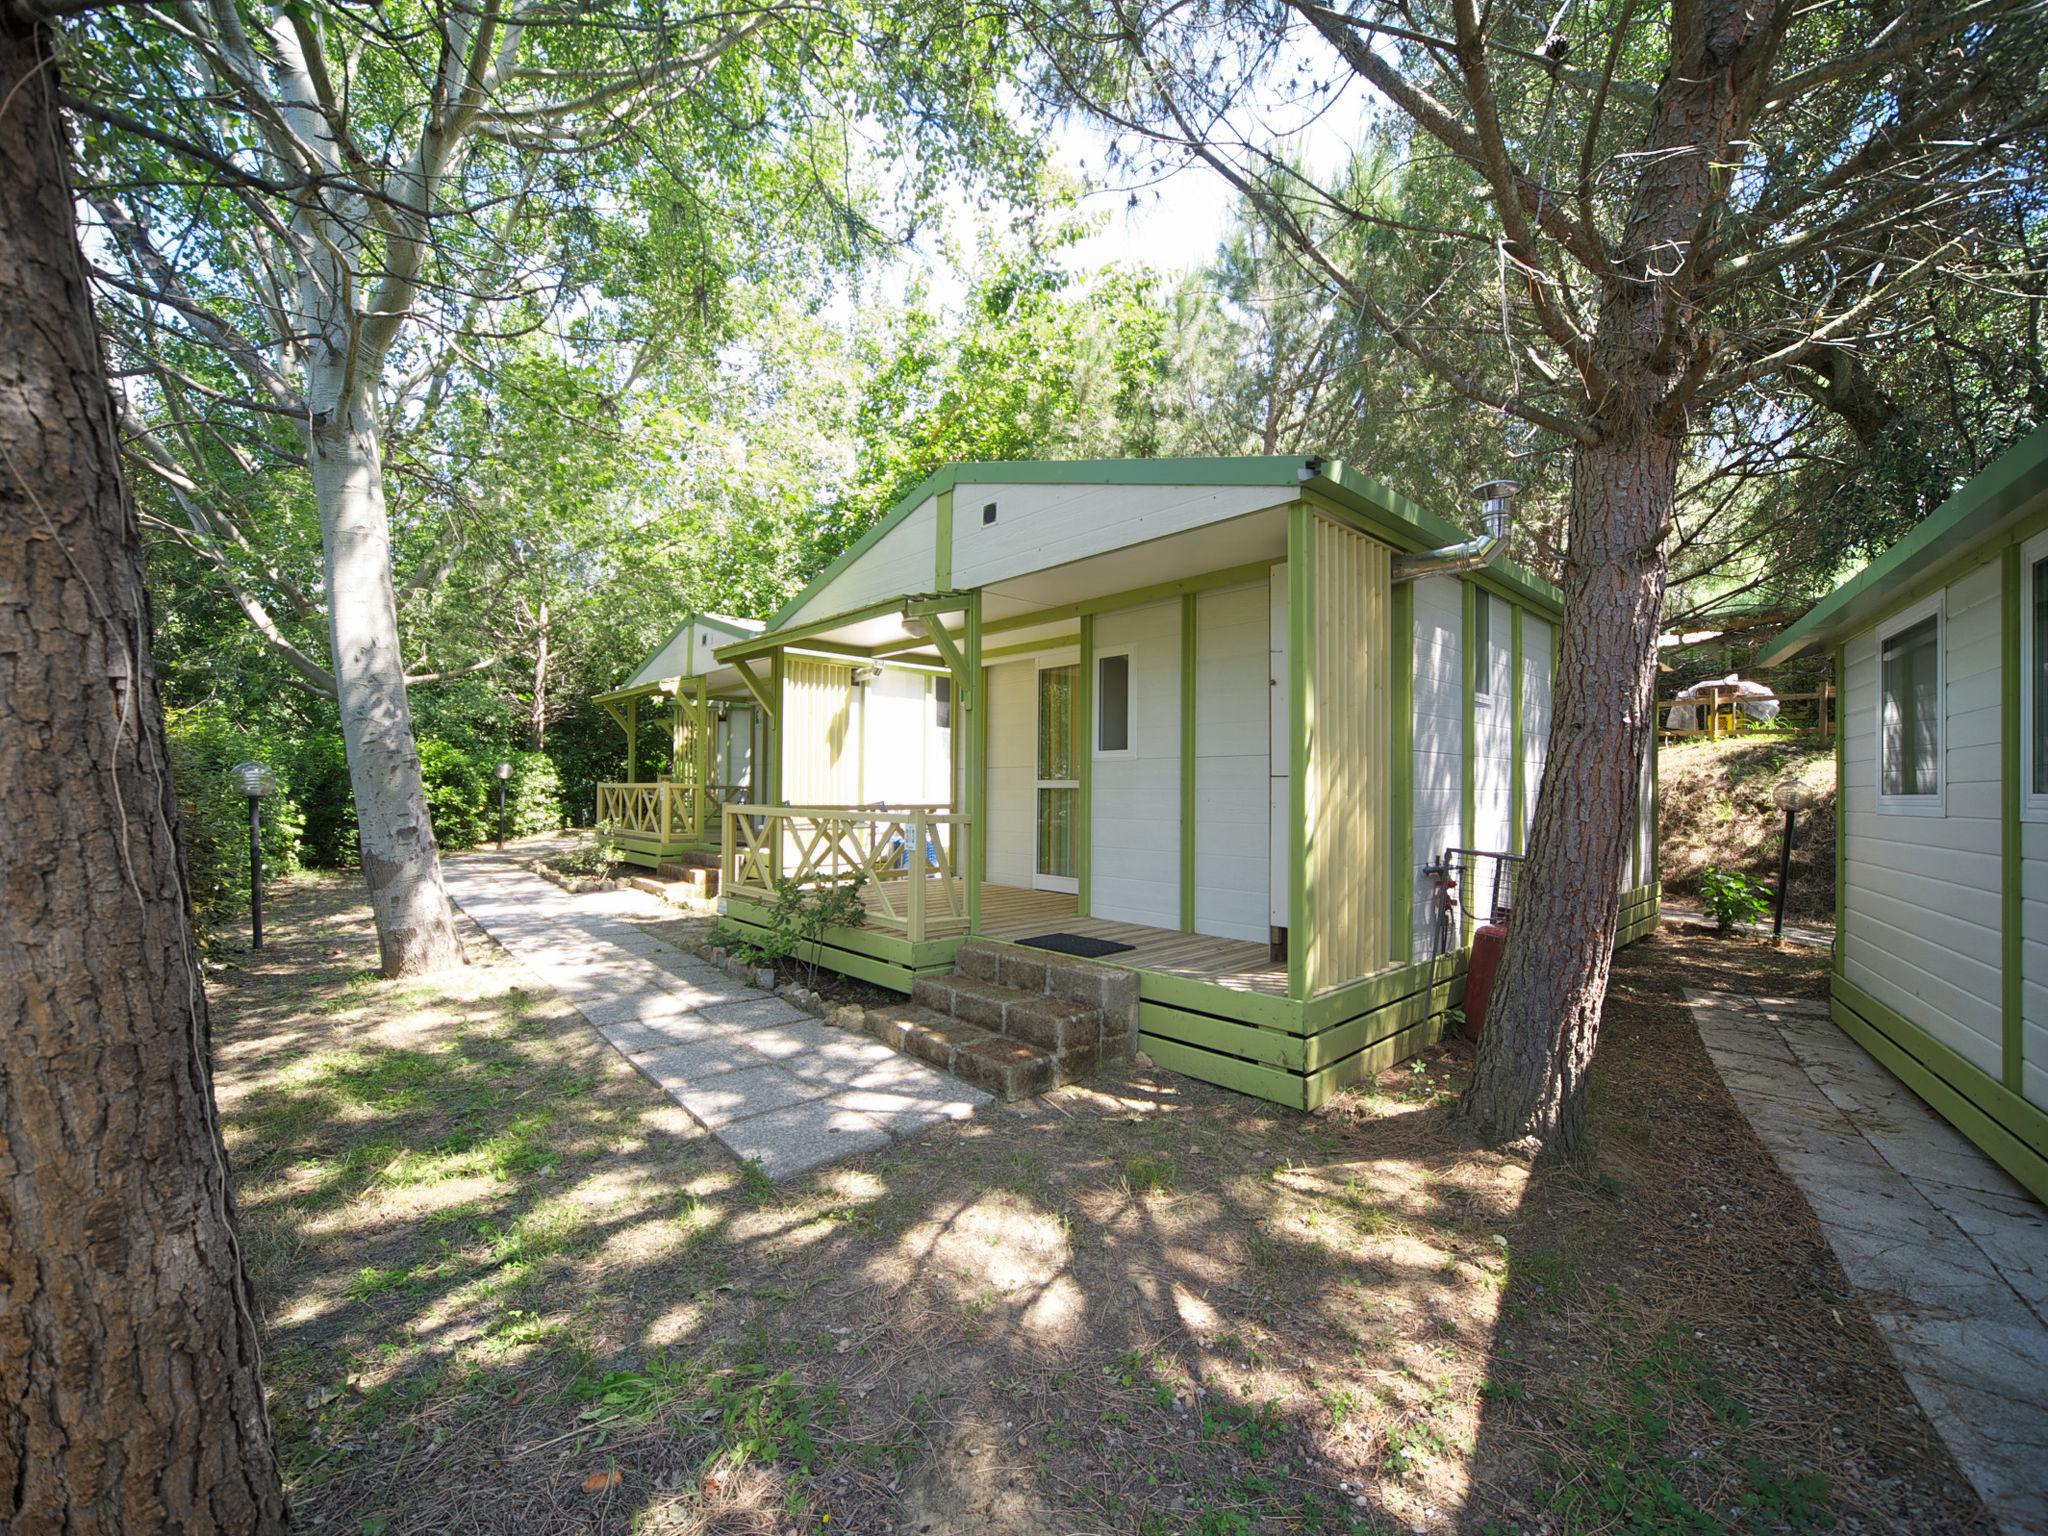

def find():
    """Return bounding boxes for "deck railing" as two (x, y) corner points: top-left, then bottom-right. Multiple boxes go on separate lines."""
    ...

(721, 803), (966, 941)
(1658, 684), (1833, 742)
(596, 780), (703, 843)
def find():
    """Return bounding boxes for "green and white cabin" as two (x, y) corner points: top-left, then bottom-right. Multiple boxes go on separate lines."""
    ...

(701, 458), (1659, 1109)
(593, 611), (766, 868)
(1760, 423), (2048, 1202)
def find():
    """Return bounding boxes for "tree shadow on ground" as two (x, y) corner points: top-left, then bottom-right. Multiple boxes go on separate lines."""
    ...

(210, 880), (1986, 1536)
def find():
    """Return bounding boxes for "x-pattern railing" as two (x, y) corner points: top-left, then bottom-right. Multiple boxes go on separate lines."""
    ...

(721, 803), (966, 939)
(596, 781), (700, 842)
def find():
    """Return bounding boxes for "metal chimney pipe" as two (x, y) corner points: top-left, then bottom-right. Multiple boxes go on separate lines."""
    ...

(1392, 479), (1518, 583)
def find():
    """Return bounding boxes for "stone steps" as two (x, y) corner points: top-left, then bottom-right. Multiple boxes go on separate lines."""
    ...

(860, 939), (1140, 1101)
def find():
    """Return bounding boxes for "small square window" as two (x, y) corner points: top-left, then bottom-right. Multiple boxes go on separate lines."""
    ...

(1875, 597), (1942, 814)
(934, 675), (952, 731)
(1096, 652), (1131, 755)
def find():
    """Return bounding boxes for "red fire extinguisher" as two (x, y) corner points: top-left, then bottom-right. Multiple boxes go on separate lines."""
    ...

(1461, 920), (1510, 1041)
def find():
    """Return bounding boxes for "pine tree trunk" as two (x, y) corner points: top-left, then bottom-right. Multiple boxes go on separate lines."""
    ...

(0, 19), (287, 1529)
(308, 379), (463, 976)
(1455, 431), (1674, 1157)
(1455, 0), (1782, 1158)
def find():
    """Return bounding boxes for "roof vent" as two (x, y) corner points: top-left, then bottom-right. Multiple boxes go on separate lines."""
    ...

(982, 501), (998, 526)
(1392, 480), (1517, 584)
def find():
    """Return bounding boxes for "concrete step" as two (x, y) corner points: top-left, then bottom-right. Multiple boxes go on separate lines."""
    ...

(911, 974), (1101, 1052)
(861, 1004), (1055, 1100)
(949, 940), (1140, 1035)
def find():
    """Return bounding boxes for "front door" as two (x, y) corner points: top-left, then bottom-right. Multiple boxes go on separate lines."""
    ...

(1035, 663), (1079, 892)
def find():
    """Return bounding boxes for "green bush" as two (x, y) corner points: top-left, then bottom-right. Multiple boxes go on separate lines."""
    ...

(290, 731), (357, 866)
(418, 738), (492, 849)
(506, 750), (564, 837)
(1698, 864), (1772, 931)
(164, 707), (305, 924)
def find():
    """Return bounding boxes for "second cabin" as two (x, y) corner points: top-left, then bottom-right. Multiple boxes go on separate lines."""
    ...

(699, 458), (1658, 1109)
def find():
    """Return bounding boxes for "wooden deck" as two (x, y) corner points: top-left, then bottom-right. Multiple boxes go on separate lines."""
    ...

(968, 884), (1287, 997)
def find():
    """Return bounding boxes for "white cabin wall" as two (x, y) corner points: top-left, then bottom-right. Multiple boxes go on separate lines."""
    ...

(1194, 581), (1273, 944)
(860, 667), (944, 804)
(1473, 592), (1513, 858)
(1090, 598), (1182, 930)
(1520, 616), (1552, 839)
(984, 659), (1035, 888)
(783, 496), (938, 626)
(954, 483), (1291, 592)
(1269, 562), (1290, 930)
(1840, 562), (2005, 1081)
(1410, 574), (1464, 959)
(2022, 817), (2048, 1111)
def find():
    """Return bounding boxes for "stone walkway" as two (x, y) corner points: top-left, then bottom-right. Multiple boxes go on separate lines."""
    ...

(1688, 985), (2048, 1534)
(443, 853), (989, 1180)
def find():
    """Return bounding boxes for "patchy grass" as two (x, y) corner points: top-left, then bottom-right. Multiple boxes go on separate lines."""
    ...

(211, 873), (1981, 1534)
(1660, 736), (1836, 923)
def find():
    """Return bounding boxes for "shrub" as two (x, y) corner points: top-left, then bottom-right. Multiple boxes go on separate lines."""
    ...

(506, 750), (563, 837)
(290, 731), (358, 866)
(417, 738), (491, 849)
(164, 707), (306, 924)
(717, 878), (867, 985)
(1698, 864), (1772, 932)
(555, 821), (623, 878)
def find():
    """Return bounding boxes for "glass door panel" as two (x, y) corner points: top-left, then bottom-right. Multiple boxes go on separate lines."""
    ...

(1035, 665), (1079, 891)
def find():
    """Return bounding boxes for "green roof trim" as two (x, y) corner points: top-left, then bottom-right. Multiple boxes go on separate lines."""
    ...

(1759, 423), (2048, 667)
(763, 455), (1562, 638)
(612, 610), (766, 693)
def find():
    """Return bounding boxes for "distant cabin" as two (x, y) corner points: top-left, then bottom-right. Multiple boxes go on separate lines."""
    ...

(1761, 423), (2048, 1201)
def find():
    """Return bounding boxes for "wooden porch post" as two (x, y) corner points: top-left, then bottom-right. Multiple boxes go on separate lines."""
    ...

(693, 679), (712, 837)
(625, 695), (638, 783)
(908, 809), (928, 941)
(965, 592), (983, 936)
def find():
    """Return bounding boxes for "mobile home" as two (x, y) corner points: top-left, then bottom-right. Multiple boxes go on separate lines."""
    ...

(1759, 424), (2048, 1202)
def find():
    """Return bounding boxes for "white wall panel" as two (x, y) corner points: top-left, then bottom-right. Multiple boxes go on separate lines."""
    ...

(1193, 582), (1272, 943)
(1091, 599), (1182, 930)
(984, 660), (1035, 888)
(953, 482), (1291, 592)
(784, 496), (938, 626)
(1410, 574), (1464, 959)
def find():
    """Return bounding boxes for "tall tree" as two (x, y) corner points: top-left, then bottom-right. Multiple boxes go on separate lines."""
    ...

(69, 0), (1024, 973)
(1033, 0), (2048, 1155)
(0, 9), (285, 1527)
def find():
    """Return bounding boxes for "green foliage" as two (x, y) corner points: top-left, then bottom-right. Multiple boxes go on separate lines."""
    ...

(1697, 865), (1773, 932)
(555, 823), (623, 880)
(716, 878), (869, 981)
(164, 706), (305, 923)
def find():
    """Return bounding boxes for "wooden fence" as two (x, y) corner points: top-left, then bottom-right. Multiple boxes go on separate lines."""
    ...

(720, 804), (967, 941)
(1658, 683), (1833, 742)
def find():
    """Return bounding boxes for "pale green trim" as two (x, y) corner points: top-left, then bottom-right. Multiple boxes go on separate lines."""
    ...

(1077, 615), (1094, 915)
(1834, 645), (1847, 952)
(2004, 547), (2024, 1092)
(625, 694), (638, 783)
(965, 592), (983, 937)
(978, 636), (1080, 662)
(1459, 581), (1477, 944)
(1180, 592), (1198, 933)
(715, 595), (906, 661)
(1509, 605), (1525, 854)
(1389, 580), (1415, 963)
(935, 488), (953, 590)
(1287, 506), (1312, 1001)
(1762, 423), (2048, 665)
(729, 656), (777, 723)
(981, 559), (1281, 635)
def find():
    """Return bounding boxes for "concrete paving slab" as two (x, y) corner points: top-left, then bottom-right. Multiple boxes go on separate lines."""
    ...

(719, 1101), (894, 1180)
(442, 850), (989, 1181)
(1686, 986), (2048, 1534)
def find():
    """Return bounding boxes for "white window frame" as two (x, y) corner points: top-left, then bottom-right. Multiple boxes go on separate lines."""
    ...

(2022, 531), (2048, 821)
(1873, 592), (1945, 817)
(1093, 647), (1137, 759)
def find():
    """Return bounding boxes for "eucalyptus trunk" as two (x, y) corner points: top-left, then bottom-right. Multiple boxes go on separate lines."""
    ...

(1456, 0), (1781, 1157)
(0, 18), (287, 1527)
(308, 374), (462, 975)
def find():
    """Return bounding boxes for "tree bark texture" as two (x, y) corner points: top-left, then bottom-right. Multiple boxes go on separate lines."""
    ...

(0, 19), (287, 1531)
(1457, 0), (1784, 1157)
(307, 381), (463, 976)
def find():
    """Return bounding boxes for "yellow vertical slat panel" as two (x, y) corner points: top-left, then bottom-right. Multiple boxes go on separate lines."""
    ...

(1305, 517), (1392, 994)
(782, 657), (860, 804)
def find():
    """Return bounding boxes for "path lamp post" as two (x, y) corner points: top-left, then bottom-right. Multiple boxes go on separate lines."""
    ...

(232, 760), (276, 950)
(495, 760), (513, 850)
(1770, 779), (1810, 941)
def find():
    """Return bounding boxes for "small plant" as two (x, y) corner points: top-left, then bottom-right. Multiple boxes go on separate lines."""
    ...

(1697, 864), (1771, 931)
(1119, 1151), (1178, 1197)
(726, 877), (868, 986)
(556, 820), (622, 880)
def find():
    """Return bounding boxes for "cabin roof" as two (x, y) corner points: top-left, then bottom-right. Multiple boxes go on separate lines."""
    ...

(1759, 424), (2048, 666)
(726, 456), (1560, 661)
(600, 612), (765, 700)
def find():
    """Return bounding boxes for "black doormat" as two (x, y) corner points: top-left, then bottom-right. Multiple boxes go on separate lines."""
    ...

(1017, 932), (1135, 960)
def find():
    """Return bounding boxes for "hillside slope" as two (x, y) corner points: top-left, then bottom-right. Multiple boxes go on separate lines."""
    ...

(1658, 735), (1837, 925)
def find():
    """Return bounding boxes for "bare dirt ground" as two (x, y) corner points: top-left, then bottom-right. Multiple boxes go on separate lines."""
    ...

(208, 873), (1984, 1534)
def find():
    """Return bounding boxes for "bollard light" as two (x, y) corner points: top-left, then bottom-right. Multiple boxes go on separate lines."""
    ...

(495, 760), (513, 850)
(1769, 778), (1807, 939)
(231, 760), (276, 949)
